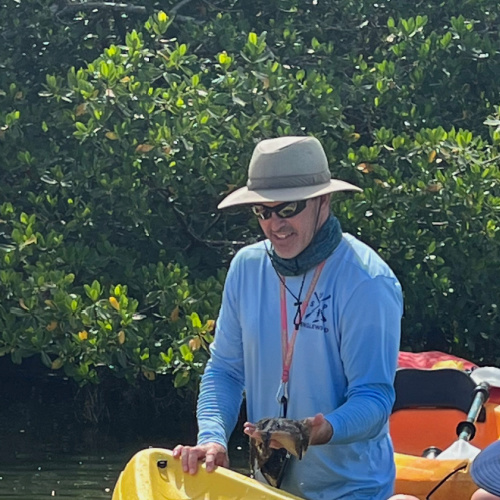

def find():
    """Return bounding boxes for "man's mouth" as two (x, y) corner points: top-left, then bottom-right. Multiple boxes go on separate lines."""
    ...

(273, 232), (292, 240)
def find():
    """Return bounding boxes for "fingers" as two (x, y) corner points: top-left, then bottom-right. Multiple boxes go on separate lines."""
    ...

(244, 424), (268, 447)
(205, 450), (217, 471)
(244, 422), (265, 444)
(171, 443), (229, 475)
(172, 444), (184, 458)
(171, 445), (205, 474)
(307, 413), (333, 445)
(243, 421), (257, 436)
(186, 447), (203, 474)
(172, 445), (199, 474)
(205, 447), (229, 472)
(311, 413), (326, 427)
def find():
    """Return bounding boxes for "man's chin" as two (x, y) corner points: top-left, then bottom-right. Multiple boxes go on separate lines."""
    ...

(272, 246), (299, 260)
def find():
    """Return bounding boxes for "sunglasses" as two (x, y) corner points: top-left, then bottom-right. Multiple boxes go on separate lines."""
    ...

(251, 200), (307, 220)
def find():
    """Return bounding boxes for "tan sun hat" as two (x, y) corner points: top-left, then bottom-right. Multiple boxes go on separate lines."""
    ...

(218, 136), (362, 209)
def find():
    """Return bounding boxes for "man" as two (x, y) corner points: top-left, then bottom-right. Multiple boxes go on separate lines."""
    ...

(173, 136), (403, 499)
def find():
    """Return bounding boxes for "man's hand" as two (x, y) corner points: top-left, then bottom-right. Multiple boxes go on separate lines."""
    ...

(172, 442), (229, 474)
(243, 413), (333, 450)
(307, 413), (333, 445)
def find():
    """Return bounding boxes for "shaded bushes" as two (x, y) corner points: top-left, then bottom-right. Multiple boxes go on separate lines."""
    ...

(1, 0), (500, 400)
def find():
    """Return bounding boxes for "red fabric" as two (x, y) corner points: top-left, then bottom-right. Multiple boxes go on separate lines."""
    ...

(397, 351), (478, 370)
(397, 351), (500, 404)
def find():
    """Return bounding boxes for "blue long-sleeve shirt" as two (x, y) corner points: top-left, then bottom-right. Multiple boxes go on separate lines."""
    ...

(197, 233), (403, 499)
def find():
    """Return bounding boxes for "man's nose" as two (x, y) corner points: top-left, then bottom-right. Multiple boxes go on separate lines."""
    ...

(269, 211), (286, 226)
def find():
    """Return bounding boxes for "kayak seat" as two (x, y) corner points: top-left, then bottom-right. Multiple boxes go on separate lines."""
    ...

(391, 368), (493, 456)
(392, 368), (484, 420)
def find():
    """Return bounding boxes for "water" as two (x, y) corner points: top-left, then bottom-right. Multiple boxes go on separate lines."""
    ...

(0, 362), (250, 499)
(0, 411), (146, 499)
(0, 454), (122, 499)
(0, 437), (250, 499)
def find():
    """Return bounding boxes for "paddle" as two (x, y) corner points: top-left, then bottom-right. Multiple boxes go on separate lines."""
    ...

(471, 366), (500, 389)
(436, 381), (490, 460)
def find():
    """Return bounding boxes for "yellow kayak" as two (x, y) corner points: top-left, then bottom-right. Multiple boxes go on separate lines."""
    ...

(112, 447), (302, 500)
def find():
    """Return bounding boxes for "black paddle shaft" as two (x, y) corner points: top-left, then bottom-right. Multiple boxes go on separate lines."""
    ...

(456, 382), (490, 441)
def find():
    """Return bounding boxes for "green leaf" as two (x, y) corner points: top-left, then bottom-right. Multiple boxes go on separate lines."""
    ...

(174, 371), (190, 388)
(116, 350), (128, 368)
(41, 351), (52, 368)
(190, 313), (202, 329)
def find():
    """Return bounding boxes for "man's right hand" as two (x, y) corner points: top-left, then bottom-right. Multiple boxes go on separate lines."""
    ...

(172, 443), (229, 475)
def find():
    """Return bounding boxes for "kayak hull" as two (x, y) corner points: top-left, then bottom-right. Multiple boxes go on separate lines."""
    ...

(392, 402), (500, 499)
(112, 404), (500, 500)
(113, 361), (500, 500)
(395, 453), (475, 500)
(111, 447), (303, 500)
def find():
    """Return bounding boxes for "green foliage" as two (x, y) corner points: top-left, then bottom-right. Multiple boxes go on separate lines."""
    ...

(1, 0), (500, 399)
(335, 126), (500, 358)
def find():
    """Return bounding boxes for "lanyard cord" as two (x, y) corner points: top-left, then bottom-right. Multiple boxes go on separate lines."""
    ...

(277, 261), (326, 417)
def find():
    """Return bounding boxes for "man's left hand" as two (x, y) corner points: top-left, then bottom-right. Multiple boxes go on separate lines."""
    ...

(243, 413), (333, 449)
(306, 413), (333, 445)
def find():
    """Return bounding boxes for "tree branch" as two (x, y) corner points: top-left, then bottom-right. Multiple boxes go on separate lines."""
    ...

(168, 201), (245, 248)
(56, 1), (203, 24)
(57, 2), (147, 17)
(170, 0), (195, 15)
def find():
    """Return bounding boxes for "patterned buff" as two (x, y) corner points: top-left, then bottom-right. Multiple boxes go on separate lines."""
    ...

(271, 215), (342, 277)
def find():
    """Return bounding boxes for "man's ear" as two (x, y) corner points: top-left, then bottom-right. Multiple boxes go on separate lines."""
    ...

(320, 193), (332, 209)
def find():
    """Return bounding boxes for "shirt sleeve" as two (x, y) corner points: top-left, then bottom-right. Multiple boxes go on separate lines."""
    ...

(326, 275), (403, 444)
(196, 258), (245, 448)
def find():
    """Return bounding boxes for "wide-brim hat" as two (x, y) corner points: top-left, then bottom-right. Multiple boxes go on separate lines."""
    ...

(218, 136), (362, 209)
(470, 440), (500, 496)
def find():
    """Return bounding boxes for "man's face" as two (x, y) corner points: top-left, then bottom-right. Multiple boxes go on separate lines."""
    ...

(254, 197), (326, 259)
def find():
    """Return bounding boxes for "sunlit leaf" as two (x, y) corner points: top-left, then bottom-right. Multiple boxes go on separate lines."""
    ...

(189, 337), (201, 351)
(109, 297), (120, 310)
(357, 163), (373, 174)
(135, 144), (154, 153)
(142, 369), (156, 381)
(190, 313), (202, 329)
(75, 104), (87, 116)
(51, 357), (64, 370)
(46, 321), (58, 332)
(118, 330), (126, 344)
(426, 182), (443, 192)
(19, 235), (37, 249)
(170, 306), (180, 322)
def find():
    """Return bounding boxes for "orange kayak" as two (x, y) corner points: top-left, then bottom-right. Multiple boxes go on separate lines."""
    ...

(392, 367), (500, 499)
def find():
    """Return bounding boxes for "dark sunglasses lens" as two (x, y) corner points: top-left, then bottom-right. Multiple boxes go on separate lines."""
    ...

(251, 206), (271, 219)
(252, 201), (306, 220)
(277, 202), (300, 218)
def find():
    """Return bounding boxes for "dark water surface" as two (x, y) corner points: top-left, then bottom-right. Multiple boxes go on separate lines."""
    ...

(0, 361), (249, 499)
(0, 452), (123, 499)
(0, 433), (249, 499)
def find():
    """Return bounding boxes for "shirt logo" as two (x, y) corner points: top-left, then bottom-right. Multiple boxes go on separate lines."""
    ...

(302, 291), (330, 333)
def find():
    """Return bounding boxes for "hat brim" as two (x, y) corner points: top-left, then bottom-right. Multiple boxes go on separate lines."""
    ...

(218, 180), (362, 209)
(470, 440), (500, 496)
